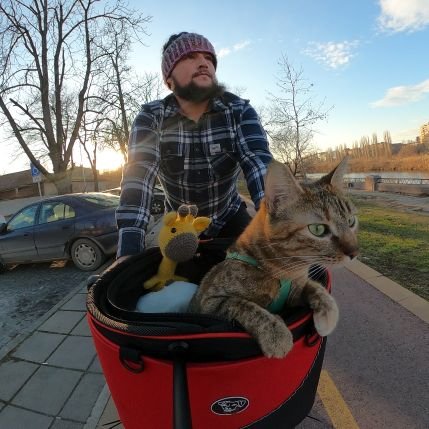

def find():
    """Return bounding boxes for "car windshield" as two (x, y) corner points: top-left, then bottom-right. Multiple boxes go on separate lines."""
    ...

(80, 193), (120, 208)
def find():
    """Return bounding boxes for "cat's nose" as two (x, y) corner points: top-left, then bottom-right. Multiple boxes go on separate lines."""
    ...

(347, 249), (359, 260)
(340, 242), (359, 260)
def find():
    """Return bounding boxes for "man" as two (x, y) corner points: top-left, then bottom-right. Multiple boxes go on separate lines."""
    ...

(116, 32), (272, 271)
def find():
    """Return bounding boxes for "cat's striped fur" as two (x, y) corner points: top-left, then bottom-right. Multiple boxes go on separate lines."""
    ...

(190, 158), (359, 358)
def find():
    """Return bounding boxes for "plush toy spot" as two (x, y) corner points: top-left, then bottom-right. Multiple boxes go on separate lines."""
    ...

(164, 233), (199, 262)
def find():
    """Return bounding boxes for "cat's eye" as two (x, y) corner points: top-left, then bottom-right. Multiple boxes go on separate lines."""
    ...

(308, 224), (329, 237)
(348, 216), (356, 227)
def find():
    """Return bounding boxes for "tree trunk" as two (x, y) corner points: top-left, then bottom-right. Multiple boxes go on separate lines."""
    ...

(92, 166), (99, 191)
(53, 171), (73, 195)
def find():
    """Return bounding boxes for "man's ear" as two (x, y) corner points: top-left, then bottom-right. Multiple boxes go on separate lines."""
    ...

(166, 77), (173, 90)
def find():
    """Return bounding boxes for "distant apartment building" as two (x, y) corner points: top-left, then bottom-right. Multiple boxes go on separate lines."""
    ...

(420, 121), (429, 145)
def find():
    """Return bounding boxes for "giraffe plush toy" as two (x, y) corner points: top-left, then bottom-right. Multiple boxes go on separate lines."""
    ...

(143, 204), (211, 291)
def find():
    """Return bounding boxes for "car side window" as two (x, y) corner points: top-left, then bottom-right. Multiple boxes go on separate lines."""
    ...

(39, 202), (75, 224)
(8, 205), (38, 231)
(64, 204), (75, 219)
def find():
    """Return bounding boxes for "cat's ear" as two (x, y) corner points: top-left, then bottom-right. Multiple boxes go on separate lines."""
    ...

(318, 156), (349, 190)
(264, 159), (304, 211)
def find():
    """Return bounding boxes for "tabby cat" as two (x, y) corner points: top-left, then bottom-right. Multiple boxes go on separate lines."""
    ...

(189, 158), (359, 358)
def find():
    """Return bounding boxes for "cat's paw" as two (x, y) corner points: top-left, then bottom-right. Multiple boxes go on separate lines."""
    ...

(257, 317), (293, 359)
(313, 294), (339, 336)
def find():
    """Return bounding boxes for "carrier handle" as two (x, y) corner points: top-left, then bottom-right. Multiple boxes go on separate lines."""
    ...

(119, 346), (145, 373)
(169, 342), (193, 429)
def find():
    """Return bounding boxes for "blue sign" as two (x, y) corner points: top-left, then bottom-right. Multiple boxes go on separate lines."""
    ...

(30, 163), (40, 177)
(30, 163), (42, 183)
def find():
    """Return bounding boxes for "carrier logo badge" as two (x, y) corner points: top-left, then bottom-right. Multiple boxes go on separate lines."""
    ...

(211, 396), (249, 415)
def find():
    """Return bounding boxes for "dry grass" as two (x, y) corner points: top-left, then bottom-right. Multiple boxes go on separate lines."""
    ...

(312, 154), (429, 174)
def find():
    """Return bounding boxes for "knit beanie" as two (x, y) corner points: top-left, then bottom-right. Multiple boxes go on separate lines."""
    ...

(162, 33), (217, 81)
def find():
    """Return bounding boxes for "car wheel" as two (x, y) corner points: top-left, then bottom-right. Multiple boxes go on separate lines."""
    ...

(151, 198), (164, 215)
(71, 238), (105, 271)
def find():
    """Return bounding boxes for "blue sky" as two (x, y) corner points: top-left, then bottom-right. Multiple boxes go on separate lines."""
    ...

(2, 0), (429, 174)
(128, 0), (429, 149)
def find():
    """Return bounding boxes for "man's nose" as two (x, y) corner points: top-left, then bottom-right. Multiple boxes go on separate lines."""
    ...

(196, 53), (210, 67)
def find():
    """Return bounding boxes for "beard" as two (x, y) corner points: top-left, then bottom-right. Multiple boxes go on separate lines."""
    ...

(171, 75), (225, 102)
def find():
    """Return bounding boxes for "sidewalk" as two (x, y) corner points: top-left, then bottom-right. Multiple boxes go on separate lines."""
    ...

(0, 275), (107, 429)
(0, 260), (427, 429)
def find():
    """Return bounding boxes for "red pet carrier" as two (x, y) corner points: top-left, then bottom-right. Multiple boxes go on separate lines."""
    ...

(87, 246), (331, 429)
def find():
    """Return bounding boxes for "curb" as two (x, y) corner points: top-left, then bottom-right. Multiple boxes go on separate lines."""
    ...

(84, 384), (110, 429)
(346, 259), (429, 324)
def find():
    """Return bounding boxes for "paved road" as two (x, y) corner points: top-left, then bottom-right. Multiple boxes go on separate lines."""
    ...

(0, 260), (112, 349)
(325, 267), (428, 429)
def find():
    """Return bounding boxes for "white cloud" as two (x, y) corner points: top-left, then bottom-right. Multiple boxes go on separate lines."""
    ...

(217, 40), (251, 58)
(304, 40), (359, 69)
(378, 0), (429, 32)
(218, 47), (231, 58)
(371, 78), (429, 107)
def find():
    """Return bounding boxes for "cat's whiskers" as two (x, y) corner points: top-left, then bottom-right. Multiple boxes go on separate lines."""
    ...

(266, 268), (308, 283)
(267, 257), (330, 281)
(268, 262), (320, 280)
(263, 255), (323, 261)
(268, 256), (327, 270)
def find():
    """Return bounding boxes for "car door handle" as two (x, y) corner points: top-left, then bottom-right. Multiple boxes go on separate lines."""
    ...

(62, 226), (71, 230)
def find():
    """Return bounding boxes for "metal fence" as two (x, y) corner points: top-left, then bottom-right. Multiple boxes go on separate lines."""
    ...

(343, 177), (365, 183)
(344, 177), (429, 185)
(377, 178), (429, 185)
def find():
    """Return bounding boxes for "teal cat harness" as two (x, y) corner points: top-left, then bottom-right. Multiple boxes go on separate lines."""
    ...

(225, 252), (292, 314)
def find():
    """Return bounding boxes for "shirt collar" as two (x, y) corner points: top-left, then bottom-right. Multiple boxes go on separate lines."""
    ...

(163, 93), (229, 119)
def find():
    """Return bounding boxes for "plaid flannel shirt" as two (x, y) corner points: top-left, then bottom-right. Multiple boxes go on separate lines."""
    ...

(116, 92), (272, 257)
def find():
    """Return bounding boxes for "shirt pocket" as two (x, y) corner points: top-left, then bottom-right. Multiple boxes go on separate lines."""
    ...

(160, 141), (184, 177)
(209, 138), (238, 179)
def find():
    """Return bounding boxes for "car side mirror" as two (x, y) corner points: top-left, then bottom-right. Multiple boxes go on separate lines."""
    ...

(0, 223), (7, 234)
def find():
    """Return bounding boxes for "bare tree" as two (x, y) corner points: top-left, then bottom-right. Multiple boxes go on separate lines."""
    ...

(91, 71), (164, 164)
(77, 110), (103, 191)
(76, 14), (163, 184)
(0, 0), (150, 194)
(383, 130), (392, 157)
(267, 55), (332, 175)
(84, 16), (164, 165)
(371, 132), (379, 158)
